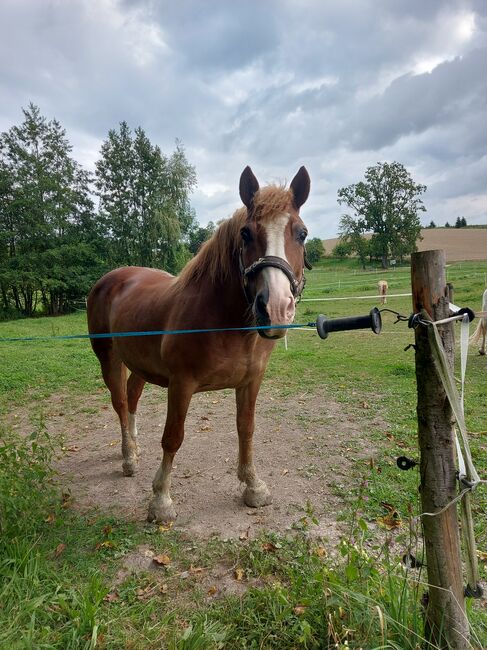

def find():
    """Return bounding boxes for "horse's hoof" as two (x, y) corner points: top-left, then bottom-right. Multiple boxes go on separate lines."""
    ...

(243, 483), (272, 508)
(147, 497), (177, 523)
(122, 459), (137, 476)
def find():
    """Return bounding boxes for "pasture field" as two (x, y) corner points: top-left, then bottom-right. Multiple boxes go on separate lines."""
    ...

(0, 258), (486, 648)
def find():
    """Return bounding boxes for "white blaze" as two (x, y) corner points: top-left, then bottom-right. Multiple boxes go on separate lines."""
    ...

(262, 213), (295, 325)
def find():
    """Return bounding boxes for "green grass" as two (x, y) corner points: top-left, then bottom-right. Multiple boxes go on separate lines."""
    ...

(0, 258), (486, 647)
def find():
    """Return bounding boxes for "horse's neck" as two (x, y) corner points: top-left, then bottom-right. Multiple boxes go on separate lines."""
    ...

(174, 266), (251, 327)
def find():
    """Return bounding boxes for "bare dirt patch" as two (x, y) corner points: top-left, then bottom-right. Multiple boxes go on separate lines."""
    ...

(9, 384), (376, 543)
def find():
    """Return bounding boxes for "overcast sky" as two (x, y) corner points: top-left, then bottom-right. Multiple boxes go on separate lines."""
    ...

(1, 0), (486, 238)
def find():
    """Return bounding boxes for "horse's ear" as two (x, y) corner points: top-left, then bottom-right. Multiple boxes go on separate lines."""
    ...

(239, 166), (259, 210)
(290, 166), (310, 209)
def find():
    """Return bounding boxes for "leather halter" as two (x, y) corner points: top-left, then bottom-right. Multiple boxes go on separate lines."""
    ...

(239, 249), (311, 306)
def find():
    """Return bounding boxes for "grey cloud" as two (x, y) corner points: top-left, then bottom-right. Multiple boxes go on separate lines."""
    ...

(347, 47), (487, 150)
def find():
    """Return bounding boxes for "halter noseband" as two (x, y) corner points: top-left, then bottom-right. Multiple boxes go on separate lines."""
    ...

(239, 250), (311, 306)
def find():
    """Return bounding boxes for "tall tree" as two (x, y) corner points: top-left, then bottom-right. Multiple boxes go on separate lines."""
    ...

(96, 124), (197, 272)
(0, 104), (104, 316)
(337, 161), (426, 268)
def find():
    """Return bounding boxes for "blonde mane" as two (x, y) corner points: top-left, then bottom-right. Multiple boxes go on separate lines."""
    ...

(176, 185), (293, 290)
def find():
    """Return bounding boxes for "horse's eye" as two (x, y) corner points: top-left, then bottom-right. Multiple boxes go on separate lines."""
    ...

(297, 229), (308, 243)
(241, 227), (252, 243)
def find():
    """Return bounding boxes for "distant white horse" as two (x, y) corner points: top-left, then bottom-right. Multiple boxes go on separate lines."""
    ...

(470, 288), (487, 355)
(378, 280), (388, 305)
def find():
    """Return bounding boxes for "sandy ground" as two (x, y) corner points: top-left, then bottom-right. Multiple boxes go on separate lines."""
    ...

(10, 384), (379, 543)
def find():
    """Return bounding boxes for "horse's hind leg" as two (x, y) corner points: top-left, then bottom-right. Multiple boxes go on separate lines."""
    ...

(127, 372), (146, 457)
(236, 382), (272, 508)
(147, 380), (194, 523)
(94, 341), (138, 476)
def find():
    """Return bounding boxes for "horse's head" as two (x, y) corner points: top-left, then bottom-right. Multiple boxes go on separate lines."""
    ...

(239, 166), (311, 339)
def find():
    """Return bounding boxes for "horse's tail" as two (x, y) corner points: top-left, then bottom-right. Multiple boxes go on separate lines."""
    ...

(469, 318), (486, 345)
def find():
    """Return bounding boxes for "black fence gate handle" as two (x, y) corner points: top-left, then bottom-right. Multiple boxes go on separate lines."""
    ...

(316, 307), (382, 340)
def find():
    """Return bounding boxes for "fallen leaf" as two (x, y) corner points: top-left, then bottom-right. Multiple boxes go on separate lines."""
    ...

(200, 415), (209, 421)
(282, 469), (289, 475)
(45, 513), (56, 524)
(293, 605), (307, 615)
(103, 525), (112, 536)
(199, 425), (212, 431)
(477, 550), (487, 562)
(361, 401), (370, 409)
(108, 440), (119, 446)
(95, 540), (115, 550)
(104, 591), (119, 603)
(314, 545), (327, 558)
(189, 566), (204, 574)
(66, 445), (80, 452)
(234, 568), (245, 581)
(261, 542), (278, 553)
(158, 522), (173, 532)
(377, 502), (402, 529)
(54, 543), (66, 557)
(207, 585), (218, 596)
(136, 585), (153, 601)
(153, 554), (171, 566)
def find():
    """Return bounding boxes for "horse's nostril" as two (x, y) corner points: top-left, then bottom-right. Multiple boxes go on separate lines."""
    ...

(255, 288), (269, 320)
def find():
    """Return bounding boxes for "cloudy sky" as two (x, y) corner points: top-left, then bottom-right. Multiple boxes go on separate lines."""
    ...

(1, 0), (486, 238)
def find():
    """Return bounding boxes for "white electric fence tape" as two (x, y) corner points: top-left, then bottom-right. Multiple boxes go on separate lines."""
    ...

(428, 314), (481, 592)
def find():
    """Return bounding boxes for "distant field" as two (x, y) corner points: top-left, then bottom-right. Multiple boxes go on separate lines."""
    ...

(322, 227), (487, 261)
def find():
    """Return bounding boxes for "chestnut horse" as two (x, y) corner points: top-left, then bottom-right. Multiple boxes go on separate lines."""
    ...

(87, 166), (310, 522)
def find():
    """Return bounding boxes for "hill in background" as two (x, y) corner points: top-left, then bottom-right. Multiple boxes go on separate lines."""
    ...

(322, 228), (487, 262)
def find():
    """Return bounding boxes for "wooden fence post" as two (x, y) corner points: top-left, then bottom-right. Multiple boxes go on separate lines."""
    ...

(411, 250), (469, 649)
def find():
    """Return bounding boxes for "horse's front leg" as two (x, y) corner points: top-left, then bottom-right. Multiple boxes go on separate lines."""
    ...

(147, 381), (194, 523)
(236, 382), (272, 508)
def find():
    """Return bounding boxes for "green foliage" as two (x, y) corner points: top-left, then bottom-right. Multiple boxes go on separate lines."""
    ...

(0, 104), (106, 317)
(96, 124), (197, 273)
(338, 161), (426, 268)
(188, 220), (216, 255)
(332, 240), (352, 258)
(455, 216), (468, 228)
(428, 220), (436, 228)
(0, 425), (56, 539)
(305, 237), (325, 264)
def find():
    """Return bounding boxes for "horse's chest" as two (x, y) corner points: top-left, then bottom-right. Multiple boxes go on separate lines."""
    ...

(178, 336), (272, 390)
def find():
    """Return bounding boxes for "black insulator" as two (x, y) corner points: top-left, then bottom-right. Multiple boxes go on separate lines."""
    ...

(456, 307), (475, 322)
(316, 307), (382, 340)
(464, 583), (483, 599)
(408, 313), (421, 328)
(397, 456), (417, 471)
(402, 553), (423, 568)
